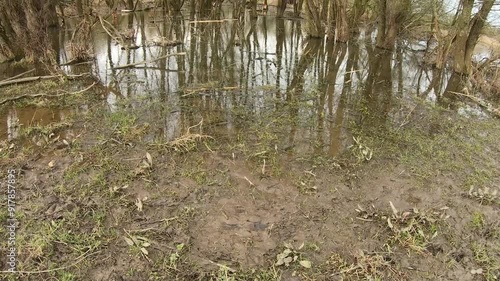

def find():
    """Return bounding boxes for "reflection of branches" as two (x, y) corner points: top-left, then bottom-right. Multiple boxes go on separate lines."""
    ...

(287, 39), (322, 95)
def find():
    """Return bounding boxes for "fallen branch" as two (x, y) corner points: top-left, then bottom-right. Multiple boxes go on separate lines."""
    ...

(0, 74), (89, 88)
(133, 67), (182, 72)
(147, 39), (183, 47)
(181, 86), (239, 97)
(189, 19), (237, 24)
(449, 91), (500, 118)
(60, 57), (94, 66)
(113, 52), (186, 69)
(0, 69), (35, 82)
(98, 16), (123, 44)
(0, 82), (96, 105)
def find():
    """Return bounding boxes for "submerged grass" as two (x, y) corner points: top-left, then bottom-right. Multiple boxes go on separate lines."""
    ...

(351, 100), (500, 190)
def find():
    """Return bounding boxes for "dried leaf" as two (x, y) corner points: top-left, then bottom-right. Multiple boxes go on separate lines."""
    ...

(136, 236), (149, 242)
(123, 236), (134, 246)
(389, 201), (398, 217)
(48, 160), (56, 168)
(135, 198), (143, 211)
(283, 256), (293, 266)
(140, 247), (149, 255)
(146, 152), (153, 166)
(113, 185), (129, 192)
(471, 268), (483, 275)
(299, 260), (312, 268)
(387, 218), (394, 229)
(142, 242), (151, 247)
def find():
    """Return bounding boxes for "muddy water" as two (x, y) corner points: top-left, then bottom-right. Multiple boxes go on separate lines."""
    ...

(0, 8), (480, 156)
(0, 106), (73, 141)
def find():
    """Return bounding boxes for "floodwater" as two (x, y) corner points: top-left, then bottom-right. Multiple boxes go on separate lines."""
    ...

(0, 7), (489, 156)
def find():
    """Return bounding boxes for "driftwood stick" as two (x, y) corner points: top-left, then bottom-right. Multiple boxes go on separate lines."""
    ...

(0, 74), (88, 88)
(1, 69), (36, 83)
(0, 82), (96, 105)
(449, 91), (500, 118)
(113, 52), (186, 69)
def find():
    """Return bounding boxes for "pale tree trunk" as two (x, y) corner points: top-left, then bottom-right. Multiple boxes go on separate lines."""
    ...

(450, 0), (474, 73)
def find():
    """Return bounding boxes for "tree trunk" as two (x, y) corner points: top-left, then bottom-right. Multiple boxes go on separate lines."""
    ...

(350, 0), (368, 33)
(453, 0), (494, 74)
(376, 0), (410, 50)
(277, 0), (287, 17)
(46, 0), (59, 27)
(76, 0), (83, 16)
(294, 0), (303, 17)
(0, 0), (58, 63)
(328, 0), (348, 42)
(451, 0), (474, 73)
(127, 0), (134, 10)
(304, 0), (325, 38)
(250, 0), (258, 18)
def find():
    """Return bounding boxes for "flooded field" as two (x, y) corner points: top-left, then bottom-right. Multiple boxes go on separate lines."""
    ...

(2, 8), (479, 152)
(0, 6), (499, 281)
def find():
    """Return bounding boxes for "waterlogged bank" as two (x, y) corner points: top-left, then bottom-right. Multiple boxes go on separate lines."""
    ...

(0, 7), (499, 281)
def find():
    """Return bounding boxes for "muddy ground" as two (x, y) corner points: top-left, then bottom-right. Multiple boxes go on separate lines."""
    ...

(0, 78), (499, 281)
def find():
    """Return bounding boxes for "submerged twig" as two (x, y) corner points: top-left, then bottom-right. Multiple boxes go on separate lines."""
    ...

(113, 52), (186, 69)
(0, 73), (88, 88)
